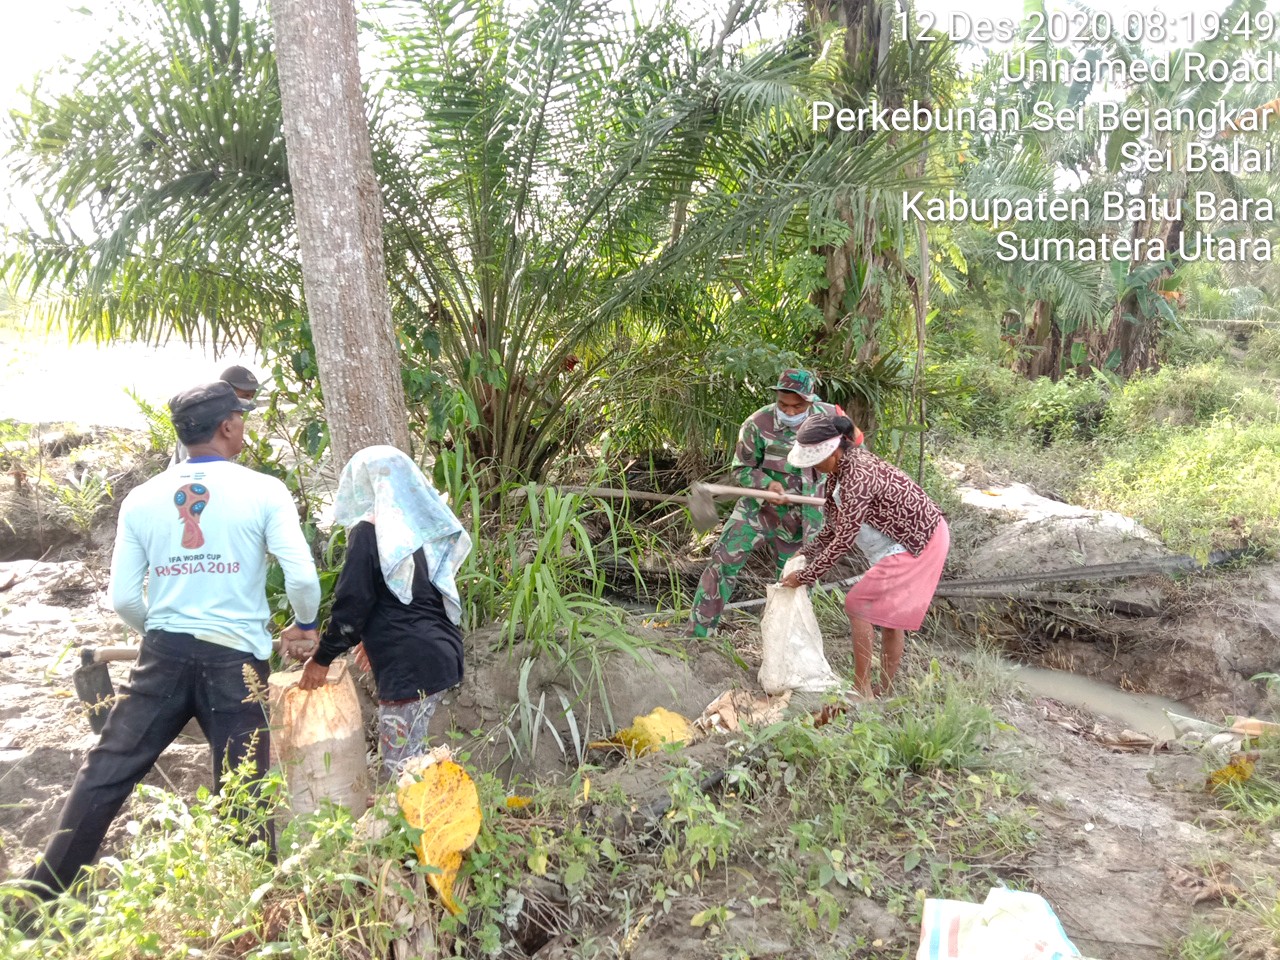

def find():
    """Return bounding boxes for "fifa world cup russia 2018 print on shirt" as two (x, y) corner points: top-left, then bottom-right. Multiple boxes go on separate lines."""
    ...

(174, 483), (211, 549)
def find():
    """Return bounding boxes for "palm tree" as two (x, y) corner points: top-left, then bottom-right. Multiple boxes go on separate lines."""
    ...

(4, 0), (296, 347)
(797, 0), (956, 431)
(5, 0), (933, 482)
(1080, 0), (1266, 375)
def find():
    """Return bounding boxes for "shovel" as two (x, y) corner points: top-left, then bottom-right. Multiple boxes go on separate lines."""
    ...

(687, 482), (824, 533)
(74, 646), (143, 734)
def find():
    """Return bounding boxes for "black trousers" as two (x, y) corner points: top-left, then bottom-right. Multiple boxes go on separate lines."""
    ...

(24, 630), (271, 897)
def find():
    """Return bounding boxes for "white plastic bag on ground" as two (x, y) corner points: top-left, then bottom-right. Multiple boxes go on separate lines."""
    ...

(758, 556), (841, 695)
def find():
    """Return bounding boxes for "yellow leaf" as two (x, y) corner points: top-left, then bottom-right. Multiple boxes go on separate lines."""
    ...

(691, 908), (733, 927)
(1208, 754), (1256, 790)
(504, 795), (533, 810)
(582, 776), (591, 802)
(528, 849), (549, 876)
(587, 708), (691, 757)
(396, 759), (483, 915)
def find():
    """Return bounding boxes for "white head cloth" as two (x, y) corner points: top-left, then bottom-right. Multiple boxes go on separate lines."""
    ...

(333, 445), (472, 624)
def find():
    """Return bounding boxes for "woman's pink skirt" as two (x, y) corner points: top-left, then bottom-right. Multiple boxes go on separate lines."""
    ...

(844, 519), (950, 631)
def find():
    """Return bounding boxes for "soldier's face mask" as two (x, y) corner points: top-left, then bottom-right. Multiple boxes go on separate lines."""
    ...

(777, 409), (809, 428)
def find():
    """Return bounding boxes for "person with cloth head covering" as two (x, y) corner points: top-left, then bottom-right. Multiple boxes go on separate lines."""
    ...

(297, 445), (472, 779)
(780, 415), (949, 698)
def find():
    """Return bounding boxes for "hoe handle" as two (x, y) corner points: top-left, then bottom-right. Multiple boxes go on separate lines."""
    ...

(86, 647), (142, 664)
(696, 483), (824, 507)
(84, 639), (284, 665)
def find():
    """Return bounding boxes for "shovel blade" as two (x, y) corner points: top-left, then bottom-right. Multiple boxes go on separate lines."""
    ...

(688, 483), (719, 533)
(73, 660), (115, 735)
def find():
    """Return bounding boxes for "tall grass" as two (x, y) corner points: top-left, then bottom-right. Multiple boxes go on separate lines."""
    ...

(431, 427), (677, 732)
(1104, 360), (1279, 435)
(0, 654), (1035, 960)
(1, 767), (417, 959)
(1082, 421), (1280, 556)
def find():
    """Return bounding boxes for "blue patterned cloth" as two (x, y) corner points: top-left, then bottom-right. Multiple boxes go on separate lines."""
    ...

(333, 446), (471, 623)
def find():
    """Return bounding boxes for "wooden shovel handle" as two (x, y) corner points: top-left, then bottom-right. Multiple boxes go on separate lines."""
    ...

(695, 483), (824, 507)
(91, 647), (142, 663)
(88, 638), (284, 663)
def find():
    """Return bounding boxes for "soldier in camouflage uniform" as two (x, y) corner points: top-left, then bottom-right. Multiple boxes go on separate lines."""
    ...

(688, 370), (842, 637)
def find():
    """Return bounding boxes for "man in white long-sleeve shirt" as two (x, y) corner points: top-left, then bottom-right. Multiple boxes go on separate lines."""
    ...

(22, 381), (322, 899)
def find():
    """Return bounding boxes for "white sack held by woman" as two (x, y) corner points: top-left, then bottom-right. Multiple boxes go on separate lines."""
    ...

(758, 555), (841, 695)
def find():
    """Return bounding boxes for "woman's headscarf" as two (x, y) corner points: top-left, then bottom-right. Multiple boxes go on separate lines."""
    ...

(333, 445), (472, 624)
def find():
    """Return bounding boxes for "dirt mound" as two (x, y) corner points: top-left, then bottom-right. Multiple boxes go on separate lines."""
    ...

(959, 482), (1169, 578)
(0, 556), (755, 878)
(942, 483), (1280, 720)
(0, 560), (217, 872)
(428, 626), (750, 783)
(0, 428), (161, 564)
(1004, 697), (1221, 959)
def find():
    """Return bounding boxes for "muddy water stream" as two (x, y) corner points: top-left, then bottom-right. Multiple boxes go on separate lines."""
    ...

(1011, 665), (1190, 739)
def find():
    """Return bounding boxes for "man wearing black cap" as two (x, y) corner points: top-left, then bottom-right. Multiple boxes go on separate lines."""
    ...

(170, 365), (261, 465)
(18, 381), (321, 901)
(219, 364), (261, 400)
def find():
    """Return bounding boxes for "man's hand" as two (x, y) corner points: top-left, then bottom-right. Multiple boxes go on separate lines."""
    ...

(780, 572), (803, 589)
(297, 658), (330, 691)
(765, 480), (788, 505)
(352, 642), (371, 673)
(280, 623), (320, 661)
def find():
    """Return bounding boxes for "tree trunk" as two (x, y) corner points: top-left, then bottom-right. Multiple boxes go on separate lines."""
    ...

(272, 0), (410, 467)
(1013, 299), (1061, 380)
(805, 0), (886, 357)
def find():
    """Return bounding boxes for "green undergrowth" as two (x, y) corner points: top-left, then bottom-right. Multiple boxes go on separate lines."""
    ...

(2, 768), (417, 959)
(430, 437), (688, 737)
(1214, 731), (1280, 831)
(934, 350), (1280, 556)
(1081, 421), (1280, 557)
(1174, 742), (1280, 958)
(1175, 923), (1234, 960)
(1, 660), (1037, 959)
(1103, 360), (1279, 435)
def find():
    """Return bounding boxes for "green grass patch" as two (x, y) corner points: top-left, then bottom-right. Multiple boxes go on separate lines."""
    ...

(1081, 421), (1280, 556)
(1104, 360), (1278, 435)
(1245, 327), (1280, 377)
(1164, 325), (1231, 368)
(927, 356), (1030, 436)
(1175, 922), (1234, 960)
(1010, 373), (1109, 445)
(932, 432), (1101, 502)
